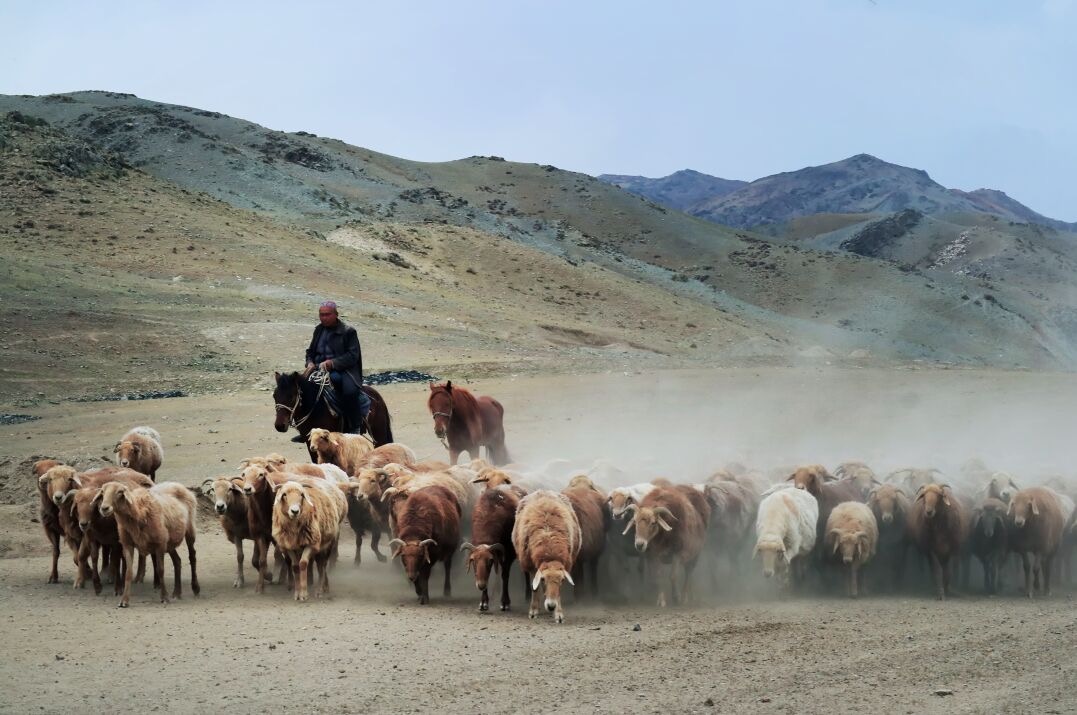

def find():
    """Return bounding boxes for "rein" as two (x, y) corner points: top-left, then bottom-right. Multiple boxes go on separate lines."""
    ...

(431, 392), (454, 449)
(276, 371), (332, 431)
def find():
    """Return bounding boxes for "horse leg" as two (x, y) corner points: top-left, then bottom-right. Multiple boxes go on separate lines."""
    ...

(449, 449), (460, 466)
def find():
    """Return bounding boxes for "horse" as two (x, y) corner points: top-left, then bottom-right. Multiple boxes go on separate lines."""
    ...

(427, 381), (510, 466)
(273, 371), (393, 459)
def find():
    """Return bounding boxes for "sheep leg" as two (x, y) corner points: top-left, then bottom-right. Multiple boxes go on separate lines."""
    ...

(1043, 554), (1053, 597)
(371, 524), (387, 562)
(119, 544), (135, 608)
(1021, 552), (1033, 598)
(74, 537), (90, 590)
(500, 562), (512, 611)
(654, 560), (669, 608)
(233, 540), (245, 588)
(589, 558), (600, 601)
(168, 548), (182, 599)
(298, 546), (313, 601)
(682, 557), (698, 606)
(186, 530), (199, 596)
(277, 546), (291, 587)
(849, 563), (859, 598)
(528, 574), (542, 618)
(353, 528), (363, 566)
(930, 553), (945, 600)
(443, 553), (453, 598)
(111, 544), (123, 596)
(90, 540), (103, 595)
(291, 555), (303, 601)
(134, 551), (146, 584)
(46, 527), (61, 584)
(314, 552), (329, 598)
(254, 538), (268, 593)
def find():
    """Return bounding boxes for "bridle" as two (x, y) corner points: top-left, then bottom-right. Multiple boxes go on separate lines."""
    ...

(275, 372), (330, 431)
(431, 390), (453, 448)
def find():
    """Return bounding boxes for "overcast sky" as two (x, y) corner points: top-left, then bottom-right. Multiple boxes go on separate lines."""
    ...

(3, 1), (1075, 220)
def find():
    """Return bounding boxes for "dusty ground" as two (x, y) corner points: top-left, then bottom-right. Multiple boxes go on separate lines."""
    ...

(1, 368), (1076, 714)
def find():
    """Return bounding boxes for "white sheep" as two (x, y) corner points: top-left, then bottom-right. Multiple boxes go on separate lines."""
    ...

(753, 485), (818, 589)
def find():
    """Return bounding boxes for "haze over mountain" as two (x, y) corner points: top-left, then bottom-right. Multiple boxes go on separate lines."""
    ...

(600, 155), (1074, 231)
(2, 91), (1077, 405)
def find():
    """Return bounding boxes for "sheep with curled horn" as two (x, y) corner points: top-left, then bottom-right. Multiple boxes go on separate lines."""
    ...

(834, 461), (882, 498)
(887, 468), (942, 494)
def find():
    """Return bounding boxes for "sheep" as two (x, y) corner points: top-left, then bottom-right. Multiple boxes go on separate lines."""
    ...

(701, 479), (759, 589)
(40, 465), (153, 587)
(461, 486), (521, 611)
(833, 461), (880, 498)
(200, 476), (256, 587)
(334, 480), (387, 566)
(787, 465), (864, 576)
(512, 490), (581, 623)
(388, 485), (462, 604)
(382, 466), (477, 534)
(566, 473), (606, 497)
(355, 442), (418, 470)
(866, 484), (911, 592)
(97, 481), (198, 607)
(33, 459), (64, 584)
(753, 486), (818, 590)
(307, 428), (375, 476)
(908, 484), (966, 600)
(887, 468), (942, 494)
(824, 502), (878, 598)
(982, 472), (1020, 504)
(470, 467), (517, 492)
(113, 426), (164, 481)
(621, 485), (709, 607)
(239, 463), (290, 592)
(270, 477), (347, 601)
(606, 483), (655, 519)
(67, 483), (137, 595)
(562, 479), (610, 600)
(969, 498), (1009, 594)
(1008, 487), (1066, 598)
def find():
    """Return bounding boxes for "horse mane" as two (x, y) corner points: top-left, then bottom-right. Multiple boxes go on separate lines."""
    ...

(428, 382), (479, 412)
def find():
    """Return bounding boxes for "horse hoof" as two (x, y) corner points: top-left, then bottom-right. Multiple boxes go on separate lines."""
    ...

(118, 601), (129, 608)
(500, 605), (510, 612)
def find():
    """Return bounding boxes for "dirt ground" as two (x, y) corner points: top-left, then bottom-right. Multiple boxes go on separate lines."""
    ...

(2, 367), (1076, 714)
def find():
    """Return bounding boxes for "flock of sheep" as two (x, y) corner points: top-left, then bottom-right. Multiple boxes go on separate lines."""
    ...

(31, 425), (1077, 621)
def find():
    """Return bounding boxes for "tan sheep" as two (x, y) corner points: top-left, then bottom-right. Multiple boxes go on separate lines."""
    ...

(113, 426), (164, 480)
(824, 502), (878, 597)
(307, 428), (376, 476)
(270, 478), (346, 601)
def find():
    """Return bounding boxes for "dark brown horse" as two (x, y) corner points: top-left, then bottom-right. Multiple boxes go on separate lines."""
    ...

(273, 371), (393, 459)
(427, 381), (510, 466)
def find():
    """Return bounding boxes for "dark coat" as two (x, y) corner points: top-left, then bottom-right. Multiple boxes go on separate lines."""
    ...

(305, 321), (363, 388)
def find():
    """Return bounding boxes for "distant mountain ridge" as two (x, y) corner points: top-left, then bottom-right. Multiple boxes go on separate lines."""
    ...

(600, 154), (1074, 231)
(597, 169), (746, 213)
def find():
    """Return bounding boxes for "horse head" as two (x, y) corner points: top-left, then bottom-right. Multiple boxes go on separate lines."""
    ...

(427, 381), (454, 439)
(273, 371), (301, 433)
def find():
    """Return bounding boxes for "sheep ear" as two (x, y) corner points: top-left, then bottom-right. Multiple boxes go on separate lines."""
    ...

(304, 492), (314, 508)
(91, 488), (104, 505)
(200, 479), (215, 496)
(71, 476), (83, 488)
(38, 474), (50, 488)
(470, 475), (489, 484)
(328, 433), (340, 447)
(1031, 500), (1039, 516)
(785, 474), (795, 482)
(113, 443), (121, 453)
(531, 572), (542, 591)
(1007, 500), (1014, 515)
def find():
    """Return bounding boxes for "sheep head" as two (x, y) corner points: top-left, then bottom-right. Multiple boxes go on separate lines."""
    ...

(274, 482), (313, 520)
(627, 505), (677, 552)
(461, 542), (505, 590)
(1008, 490), (1040, 528)
(113, 440), (143, 468)
(829, 528), (869, 565)
(786, 465), (832, 496)
(868, 484), (907, 525)
(753, 538), (787, 578)
(205, 477), (245, 514)
(532, 560), (574, 623)
(390, 538), (438, 582)
(916, 483), (951, 519)
(41, 465), (80, 506)
(96, 482), (131, 517)
(607, 491), (637, 518)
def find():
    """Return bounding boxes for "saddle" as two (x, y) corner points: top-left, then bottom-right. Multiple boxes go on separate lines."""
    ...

(307, 369), (365, 434)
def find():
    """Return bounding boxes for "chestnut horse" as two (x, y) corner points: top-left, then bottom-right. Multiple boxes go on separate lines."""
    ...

(273, 371), (393, 460)
(427, 381), (510, 466)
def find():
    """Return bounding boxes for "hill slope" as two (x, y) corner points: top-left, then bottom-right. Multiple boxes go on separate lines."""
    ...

(0, 92), (1073, 406)
(597, 169), (747, 212)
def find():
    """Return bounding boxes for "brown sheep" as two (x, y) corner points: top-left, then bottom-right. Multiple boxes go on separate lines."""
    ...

(389, 485), (462, 604)
(562, 482), (610, 600)
(355, 442), (418, 470)
(307, 428), (375, 476)
(824, 502), (878, 598)
(113, 426), (163, 481)
(833, 461), (881, 498)
(97, 481), (198, 607)
(512, 490), (581, 623)
(1008, 487), (1066, 598)
(702, 479), (759, 589)
(334, 480), (387, 566)
(908, 484), (966, 600)
(41, 465), (153, 587)
(461, 486), (521, 611)
(33, 459), (64, 584)
(67, 483), (146, 596)
(866, 484), (911, 591)
(566, 474), (606, 498)
(270, 477), (346, 601)
(239, 463), (290, 592)
(888, 467), (942, 494)
(622, 485), (708, 607)
(200, 476), (256, 587)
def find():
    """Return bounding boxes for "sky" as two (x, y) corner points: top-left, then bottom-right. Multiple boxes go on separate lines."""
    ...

(3, 0), (1075, 220)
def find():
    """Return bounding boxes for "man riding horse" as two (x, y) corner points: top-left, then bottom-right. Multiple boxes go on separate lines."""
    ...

(296, 300), (371, 441)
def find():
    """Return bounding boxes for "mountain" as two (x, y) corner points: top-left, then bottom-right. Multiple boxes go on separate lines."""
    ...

(597, 169), (746, 212)
(1, 92), (1075, 405)
(688, 154), (1073, 230)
